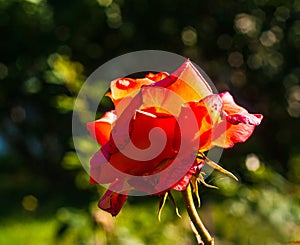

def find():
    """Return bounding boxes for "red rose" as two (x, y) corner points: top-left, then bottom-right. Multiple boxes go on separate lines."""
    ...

(87, 60), (263, 216)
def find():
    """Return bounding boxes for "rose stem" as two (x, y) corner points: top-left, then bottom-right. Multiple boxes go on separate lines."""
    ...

(182, 183), (214, 245)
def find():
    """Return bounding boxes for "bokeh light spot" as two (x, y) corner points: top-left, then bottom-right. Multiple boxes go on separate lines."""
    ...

(181, 26), (197, 46)
(235, 13), (259, 37)
(245, 154), (260, 172)
(267, 51), (283, 68)
(287, 85), (300, 118)
(271, 26), (284, 42)
(228, 51), (244, 68)
(247, 54), (263, 70)
(97, 0), (113, 7)
(274, 6), (290, 22)
(22, 195), (39, 212)
(62, 151), (81, 170)
(25, 0), (41, 4)
(24, 77), (41, 94)
(260, 31), (277, 47)
(283, 73), (299, 89)
(106, 3), (122, 29)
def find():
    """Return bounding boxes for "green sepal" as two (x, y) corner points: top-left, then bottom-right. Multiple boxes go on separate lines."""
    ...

(158, 192), (168, 222)
(168, 191), (181, 218)
(198, 152), (239, 182)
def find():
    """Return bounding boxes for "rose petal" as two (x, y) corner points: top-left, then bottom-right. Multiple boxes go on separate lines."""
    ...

(226, 113), (263, 125)
(90, 147), (120, 184)
(170, 160), (203, 191)
(178, 94), (223, 151)
(108, 77), (155, 105)
(212, 120), (255, 148)
(155, 147), (203, 192)
(86, 110), (117, 146)
(98, 189), (128, 216)
(108, 110), (178, 176)
(146, 72), (169, 82)
(211, 92), (263, 148)
(153, 59), (213, 102)
(141, 86), (183, 116)
(219, 91), (248, 114)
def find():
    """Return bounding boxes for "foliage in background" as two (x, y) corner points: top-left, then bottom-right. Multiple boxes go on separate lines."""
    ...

(1, 0), (300, 244)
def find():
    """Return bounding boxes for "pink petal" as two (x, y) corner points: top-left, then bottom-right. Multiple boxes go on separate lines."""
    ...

(219, 91), (248, 114)
(211, 92), (263, 148)
(226, 113), (263, 125)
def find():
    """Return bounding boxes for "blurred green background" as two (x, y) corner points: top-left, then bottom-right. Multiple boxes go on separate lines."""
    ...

(1, 0), (300, 244)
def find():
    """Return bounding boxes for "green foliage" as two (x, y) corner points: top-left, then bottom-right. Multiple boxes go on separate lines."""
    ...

(210, 163), (300, 244)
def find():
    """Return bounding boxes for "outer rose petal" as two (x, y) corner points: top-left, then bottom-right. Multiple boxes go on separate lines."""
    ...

(108, 77), (155, 105)
(220, 91), (249, 114)
(226, 113), (263, 125)
(86, 111), (117, 146)
(98, 189), (129, 216)
(212, 92), (263, 148)
(90, 147), (120, 184)
(153, 59), (213, 102)
(212, 121), (256, 148)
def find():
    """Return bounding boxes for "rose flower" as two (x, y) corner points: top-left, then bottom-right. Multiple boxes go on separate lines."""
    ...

(87, 60), (263, 216)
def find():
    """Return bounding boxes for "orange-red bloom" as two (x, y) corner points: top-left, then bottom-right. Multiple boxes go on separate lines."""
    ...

(87, 60), (263, 216)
